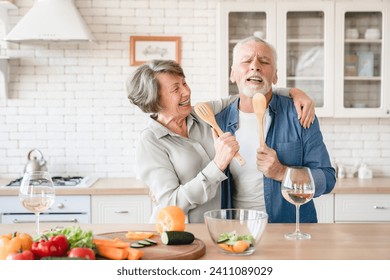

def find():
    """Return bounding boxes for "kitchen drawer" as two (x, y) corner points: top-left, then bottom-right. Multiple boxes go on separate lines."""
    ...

(91, 195), (151, 224)
(335, 194), (390, 222)
(314, 194), (334, 223)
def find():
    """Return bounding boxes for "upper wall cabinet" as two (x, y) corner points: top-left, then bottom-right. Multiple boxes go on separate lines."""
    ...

(334, 2), (389, 117)
(217, 1), (390, 118)
(276, 2), (334, 117)
(216, 2), (276, 98)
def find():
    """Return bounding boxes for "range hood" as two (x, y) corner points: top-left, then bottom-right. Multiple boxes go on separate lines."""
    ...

(5, 0), (95, 42)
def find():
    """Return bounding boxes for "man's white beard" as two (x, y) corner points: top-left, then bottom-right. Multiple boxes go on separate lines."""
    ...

(241, 80), (271, 98)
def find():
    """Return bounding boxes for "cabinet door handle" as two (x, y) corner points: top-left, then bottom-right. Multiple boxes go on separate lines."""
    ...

(373, 206), (388, 210)
(114, 210), (129, 214)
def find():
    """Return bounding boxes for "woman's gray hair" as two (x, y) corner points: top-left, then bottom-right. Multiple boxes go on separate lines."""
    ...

(127, 60), (185, 113)
(232, 36), (277, 66)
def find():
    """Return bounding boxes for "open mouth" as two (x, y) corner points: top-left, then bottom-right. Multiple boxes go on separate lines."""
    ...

(246, 76), (263, 83)
(179, 99), (190, 106)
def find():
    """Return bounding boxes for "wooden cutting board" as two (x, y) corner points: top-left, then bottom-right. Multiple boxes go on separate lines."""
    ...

(95, 231), (206, 260)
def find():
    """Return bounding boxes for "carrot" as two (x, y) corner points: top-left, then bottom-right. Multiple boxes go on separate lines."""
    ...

(232, 240), (250, 253)
(93, 238), (130, 248)
(218, 243), (234, 253)
(127, 247), (144, 260)
(126, 231), (154, 240)
(96, 244), (128, 260)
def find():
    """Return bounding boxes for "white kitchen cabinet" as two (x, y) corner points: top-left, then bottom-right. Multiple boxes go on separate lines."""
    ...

(334, 2), (390, 117)
(217, 1), (390, 118)
(91, 195), (152, 224)
(276, 2), (334, 116)
(314, 194), (334, 223)
(335, 194), (390, 222)
(0, 1), (17, 100)
(216, 2), (276, 98)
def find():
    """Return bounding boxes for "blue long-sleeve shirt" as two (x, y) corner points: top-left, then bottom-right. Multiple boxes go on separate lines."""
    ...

(215, 93), (336, 223)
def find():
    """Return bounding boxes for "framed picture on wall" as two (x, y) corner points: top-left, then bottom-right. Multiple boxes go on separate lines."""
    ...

(130, 36), (181, 66)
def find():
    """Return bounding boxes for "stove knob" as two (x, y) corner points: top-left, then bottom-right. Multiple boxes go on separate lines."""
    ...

(57, 203), (65, 209)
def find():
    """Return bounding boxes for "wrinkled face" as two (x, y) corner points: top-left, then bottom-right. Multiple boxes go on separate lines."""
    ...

(156, 73), (192, 119)
(230, 41), (278, 97)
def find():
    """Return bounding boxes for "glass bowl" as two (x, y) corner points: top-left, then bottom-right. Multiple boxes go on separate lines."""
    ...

(204, 209), (268, 256)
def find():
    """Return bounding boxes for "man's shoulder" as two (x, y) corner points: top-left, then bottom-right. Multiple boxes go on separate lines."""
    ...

(215, 97), (238, 117)
(271, 93), (296, 112)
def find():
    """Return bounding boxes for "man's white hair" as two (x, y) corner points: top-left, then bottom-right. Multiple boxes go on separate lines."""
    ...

(232, 36), (278, 67)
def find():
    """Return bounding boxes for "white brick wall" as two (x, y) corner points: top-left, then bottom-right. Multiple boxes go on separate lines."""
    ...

(0, 0), (389, 179)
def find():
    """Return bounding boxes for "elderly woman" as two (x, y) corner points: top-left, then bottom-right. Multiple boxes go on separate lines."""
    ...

(127, 59), (314, 223)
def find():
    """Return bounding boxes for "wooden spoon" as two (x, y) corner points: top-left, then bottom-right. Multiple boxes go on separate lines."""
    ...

(194, 103), (246, 166)
(252, 93), (267, 148)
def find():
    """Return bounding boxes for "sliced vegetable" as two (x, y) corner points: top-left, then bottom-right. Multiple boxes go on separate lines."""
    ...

(216, 231), (254, 253)
(232, 240), (250, 253)
(145, 238), (157, 245)
(96, 244), (128, 260)
(161, 231), (195, 245)
(127, 247), (144, 260)
(130, 242), (144, 248)
(218, 243), (234, 253)
(137, 240), (152, 246)
(125, 231), (154, 240)
(93, 238), (129, 249)
(156, 206), (186, 234)
(217, 237), (229, 243)
(217, 231), (254, 245)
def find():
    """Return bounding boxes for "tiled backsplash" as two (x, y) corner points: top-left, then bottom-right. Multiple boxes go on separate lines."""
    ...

(0, 0), (389, 178)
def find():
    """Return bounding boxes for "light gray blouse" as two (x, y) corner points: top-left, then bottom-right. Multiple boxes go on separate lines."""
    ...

(136, 98), (234, 223)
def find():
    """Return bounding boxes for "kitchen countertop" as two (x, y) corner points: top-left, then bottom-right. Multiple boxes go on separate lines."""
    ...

(333, 177), (390, 194)
(0, 222), (389, 260)
(0, 177), (149, 196)
(0, 177), (389, 196)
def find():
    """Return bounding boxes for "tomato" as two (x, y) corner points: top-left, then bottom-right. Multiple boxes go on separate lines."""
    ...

(68, 247), (96, 260)
(6, 250), (35, 260)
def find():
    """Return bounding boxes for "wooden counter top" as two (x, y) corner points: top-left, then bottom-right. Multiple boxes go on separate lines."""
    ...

(333, 177), (390, 194)
(1, 177), (389, 196)
(0, 177), (149, 196)
(0, 223), (389, 260)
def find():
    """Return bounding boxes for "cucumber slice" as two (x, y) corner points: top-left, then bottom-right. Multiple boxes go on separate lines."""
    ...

(161, 231), (195, 245)
(130, 242), (144, 248)
(217, 237), (229, 243)
(145, 238), (158, 245)
(138, 240), (152, 246)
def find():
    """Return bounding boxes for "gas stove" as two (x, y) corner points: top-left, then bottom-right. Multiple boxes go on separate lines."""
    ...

(2, 176), (98, 188)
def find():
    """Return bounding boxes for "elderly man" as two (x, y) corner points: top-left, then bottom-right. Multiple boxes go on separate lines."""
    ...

(215, 36), (336, 223)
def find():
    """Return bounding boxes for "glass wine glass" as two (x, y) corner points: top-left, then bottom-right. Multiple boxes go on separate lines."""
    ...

(19, 171), (55, 236)
(281, 166), (315, 240)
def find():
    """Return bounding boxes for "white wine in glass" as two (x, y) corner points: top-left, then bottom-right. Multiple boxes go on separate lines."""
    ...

(19, 171), (55, 236)
(281, 166), (315, 240)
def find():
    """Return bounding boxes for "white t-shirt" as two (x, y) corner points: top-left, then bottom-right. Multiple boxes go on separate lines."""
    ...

(229, 109), (271, 211)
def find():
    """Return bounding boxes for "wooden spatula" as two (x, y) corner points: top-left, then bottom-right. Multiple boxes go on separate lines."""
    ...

(194, 103), (246, 166)
(252, 93), (267, 148)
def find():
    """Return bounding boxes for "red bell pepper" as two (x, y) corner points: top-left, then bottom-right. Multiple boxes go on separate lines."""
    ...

(31, 235), (69, 259)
